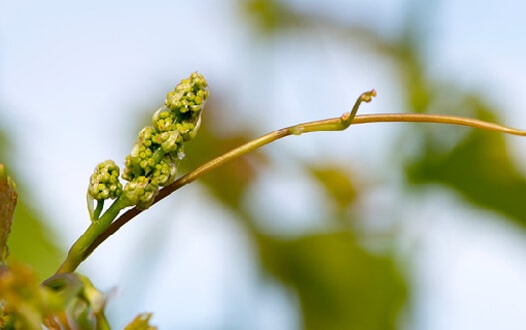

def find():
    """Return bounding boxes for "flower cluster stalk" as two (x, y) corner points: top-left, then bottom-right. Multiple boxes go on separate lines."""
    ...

(56, 72), (208, 274)
(55, 83), (526, 276)
(83, 91), (526, 258)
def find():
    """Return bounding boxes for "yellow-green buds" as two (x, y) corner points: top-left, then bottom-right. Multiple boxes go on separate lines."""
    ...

(87, 160), (122, 201)
(165, 72), (208, 115)
(87, 160), (123, 220)
(152, 107), (176, 132)
(165, 71), (208, 141)
(151, 158), (177, 187)
(86, 72), (208, 213)
(122, 176), (159, 210)
(120, 72), (208, 209)
(153, 130), (181, 154)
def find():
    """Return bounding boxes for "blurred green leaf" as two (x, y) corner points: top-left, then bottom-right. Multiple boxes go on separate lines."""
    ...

(240, 0), (299, 35)
(0, 123), (61, 279)
(308, 164), (358, 213)
(182, 107), (266, 207)
(406, 102), (526, 225)
(124, 313), (157, 330)
(0, 164), (17, 264)
(182, 100), (409, 329)
(8, 197), (62, 279)
(259, 231), (407, 330)
(0, 262), (63, 329)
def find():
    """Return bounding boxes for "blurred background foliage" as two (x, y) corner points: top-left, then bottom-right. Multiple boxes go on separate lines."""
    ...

(0, 124), (62, 279)
(1, 0), (525, 328)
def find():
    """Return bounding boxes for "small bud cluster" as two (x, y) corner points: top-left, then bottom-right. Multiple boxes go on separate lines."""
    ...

(87, 160), (123, 201)
(121, 72), (208, 209)
(164, 72), (208, 141)
(86, 72), (208, 211)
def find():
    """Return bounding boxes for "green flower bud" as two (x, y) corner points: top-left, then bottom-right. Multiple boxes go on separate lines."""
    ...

(138, 126), (155, 147)
(152, 130), (182, 154)
(164, 72), (208, 140)
(123, 176), (159, 210)
(151, 158), (177, 187)
(118, 72), (208, 210)
(152, 106), (176, 132)
(87, 160), (122, 200)
(122, 155), (135, 182)
(122, 127), (156, 181)
(176, 119), (202, 141)
(127, 141), (155, 175)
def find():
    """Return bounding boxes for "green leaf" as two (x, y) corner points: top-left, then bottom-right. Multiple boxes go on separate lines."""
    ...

(7, 200), (62, 279)
(0, 263), (63, 329)
(241, 0), (298, 35)
(308, 164), (358, 212)
(0, 122), (62, 279)
(406, 105), (526, 225)
(0, 164), (17, 264)
(179, 101), (408, 329)
(258, 232), (407, 330)
(124, 313), (157, 330)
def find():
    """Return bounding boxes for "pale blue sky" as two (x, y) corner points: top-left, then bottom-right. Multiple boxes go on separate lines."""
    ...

(2, 0), (526, 329)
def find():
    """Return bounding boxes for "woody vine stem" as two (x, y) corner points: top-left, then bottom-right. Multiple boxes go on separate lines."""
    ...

(52, 73), (526, 278)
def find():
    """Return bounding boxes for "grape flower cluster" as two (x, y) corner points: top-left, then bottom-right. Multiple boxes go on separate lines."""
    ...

(87, 72), (208, 212)
(87, 160), (123, 201)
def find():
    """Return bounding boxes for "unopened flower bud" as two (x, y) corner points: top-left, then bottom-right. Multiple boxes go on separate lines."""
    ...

(119, 72), (208, 210)
(123, 176), (159, 210)
(151, 158), (177, 187)
(87, 160), (123, 201)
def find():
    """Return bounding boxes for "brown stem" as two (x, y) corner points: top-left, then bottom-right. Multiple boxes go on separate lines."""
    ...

(82, 111), (526, 260)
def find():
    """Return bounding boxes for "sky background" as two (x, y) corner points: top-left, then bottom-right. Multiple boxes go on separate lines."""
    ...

(2, 0), (526, 329)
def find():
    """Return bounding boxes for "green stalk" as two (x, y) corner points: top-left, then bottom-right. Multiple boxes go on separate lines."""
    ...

(55, 195), (131, 274)
(93, 107), (526, 256)
(53, 89), (526, 276)
(351, 113), (526, 135)
(92, 200), (104, 221)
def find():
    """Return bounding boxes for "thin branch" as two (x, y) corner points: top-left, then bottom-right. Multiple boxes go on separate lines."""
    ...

(81, 101), (526, 265)
(82, 90), (376, 259)
(351, 113), (526, 136)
